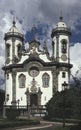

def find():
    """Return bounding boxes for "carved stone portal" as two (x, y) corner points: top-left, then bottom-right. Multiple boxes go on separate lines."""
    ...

(25, 78), (42, 107)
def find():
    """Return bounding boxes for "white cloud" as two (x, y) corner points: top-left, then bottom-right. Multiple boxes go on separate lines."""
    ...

(70, 43), (81, 76)
(0, 0), (81, 88)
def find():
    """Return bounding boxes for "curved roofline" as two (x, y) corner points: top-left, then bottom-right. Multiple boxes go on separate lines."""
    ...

(2, 56), (72, 71)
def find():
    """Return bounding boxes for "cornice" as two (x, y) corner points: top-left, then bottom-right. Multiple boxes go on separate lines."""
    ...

(2, 56), (73, 71)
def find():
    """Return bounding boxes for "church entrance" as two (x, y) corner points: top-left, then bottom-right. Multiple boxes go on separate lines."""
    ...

(25, 78), (42, 108)
(30, 94), (38, 106)
(25, 87), (45, 116)
(25, 87), (42, 107)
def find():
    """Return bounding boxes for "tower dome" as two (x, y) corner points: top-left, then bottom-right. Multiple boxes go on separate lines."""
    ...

(57, 16), (67, 28)
(9, 21), (19, 33)
(51, 16), (71, 38)
(4, 19), (24, 65)
(4, 20), (24, 41)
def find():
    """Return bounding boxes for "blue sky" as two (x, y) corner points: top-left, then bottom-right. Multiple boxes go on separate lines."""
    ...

(0, 0), (81, 89)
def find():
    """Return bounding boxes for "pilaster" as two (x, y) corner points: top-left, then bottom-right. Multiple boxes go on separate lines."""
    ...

(12, 37), (16, 64)
(11, 69), (17, 106)
(52, 67), (59, 95)
(56, 35), (59, 61)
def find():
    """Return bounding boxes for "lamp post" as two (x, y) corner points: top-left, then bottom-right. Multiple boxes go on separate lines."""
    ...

(62, 81), (68, 127)
(17, 99), (20, 108)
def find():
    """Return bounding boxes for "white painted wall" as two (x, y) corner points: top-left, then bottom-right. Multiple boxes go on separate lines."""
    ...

(15, 70), (52, 106)
(39, 54), (51, 62)
(35, 71), (52, 105)
(6, 73), (12, 105)
(6, 38), (23, 65)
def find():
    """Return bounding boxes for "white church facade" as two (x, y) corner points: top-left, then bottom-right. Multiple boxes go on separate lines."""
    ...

(3, 17), (72, 112)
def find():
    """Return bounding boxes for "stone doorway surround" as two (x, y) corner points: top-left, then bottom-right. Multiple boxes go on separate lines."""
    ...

(25, 78), (42, 107)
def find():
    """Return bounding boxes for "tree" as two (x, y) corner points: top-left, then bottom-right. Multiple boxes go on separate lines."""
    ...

(46, 87), (81, 120)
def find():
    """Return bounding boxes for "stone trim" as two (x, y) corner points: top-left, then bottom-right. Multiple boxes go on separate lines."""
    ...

(51, 27), (71, 38)
(25, 87), (42, 107)
(56, 35), (59, 62)
(3, 60), (73, 71)
(4, 32), (24, 41)
(51, 67), (59, 94)
(12, 38), (15, 64)
(11, 70), (17, 106)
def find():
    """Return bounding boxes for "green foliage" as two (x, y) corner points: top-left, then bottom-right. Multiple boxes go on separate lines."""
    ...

(6, 108), (20, 120)
(46, 88), (81, 120)
(0, 119), (40, 129)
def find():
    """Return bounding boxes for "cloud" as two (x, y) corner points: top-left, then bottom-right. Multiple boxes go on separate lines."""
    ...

(70, 43), (81, 76)
(0, 0), (81, 89)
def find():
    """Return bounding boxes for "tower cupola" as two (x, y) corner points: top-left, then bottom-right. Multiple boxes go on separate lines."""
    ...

(51, 16), (71, 38)
(4, 20), (24, 65)
(4, 20), (24, 41)
(57, 16), (67, 28)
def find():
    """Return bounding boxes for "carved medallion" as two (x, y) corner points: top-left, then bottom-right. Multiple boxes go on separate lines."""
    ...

(29, 66), (39, 77)
(61, 55), (67, 61)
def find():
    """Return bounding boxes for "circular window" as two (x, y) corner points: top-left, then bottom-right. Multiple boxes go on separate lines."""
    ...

(29, 66), (39, 77)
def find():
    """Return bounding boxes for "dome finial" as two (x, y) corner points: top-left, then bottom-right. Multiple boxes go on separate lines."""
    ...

(13, 15), (16, 26)
(59, 10), (63, 21)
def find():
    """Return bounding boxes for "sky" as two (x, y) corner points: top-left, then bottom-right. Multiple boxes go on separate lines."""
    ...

(0, 0), (81, 89)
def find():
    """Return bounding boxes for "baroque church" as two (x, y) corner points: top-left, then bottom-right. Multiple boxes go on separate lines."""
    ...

(3, 16), (72, 113)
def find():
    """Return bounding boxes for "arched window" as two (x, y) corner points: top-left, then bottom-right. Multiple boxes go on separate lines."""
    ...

(19, 74), (26, 88)
(6, 44), (10, 57)
(61, 40), (67, 53)
(62, 72), (66, 78)
(42, 73), (50, 87)
(17, 44), (21, 57)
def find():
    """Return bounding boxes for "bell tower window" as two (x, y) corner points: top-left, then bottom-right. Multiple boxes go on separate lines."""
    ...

(62, 72), (66, 78)
(61, 40), (67, 53)
(42, 73), (50, 87)
(17, 44), (21, 57)
(6, 44), (10, 57)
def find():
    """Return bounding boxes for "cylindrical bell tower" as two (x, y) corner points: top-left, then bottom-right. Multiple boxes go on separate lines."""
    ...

(51, 16), (71, 63)
(4, 20), (24, 65)
(51, 16), (72, 91)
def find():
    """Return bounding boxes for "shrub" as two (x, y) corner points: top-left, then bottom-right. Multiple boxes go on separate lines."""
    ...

(0, 119), (40, 129)
(45, 88), (81, 120)
(6, 108), (20, 120)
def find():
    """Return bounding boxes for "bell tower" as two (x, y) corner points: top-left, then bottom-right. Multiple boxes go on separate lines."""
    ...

(51, 16), (71, 63)
(51, 16), (72, 91)
(4, 20), (24, 65)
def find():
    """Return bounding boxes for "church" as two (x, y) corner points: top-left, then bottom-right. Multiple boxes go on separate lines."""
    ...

(3, 16), (72, 114)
